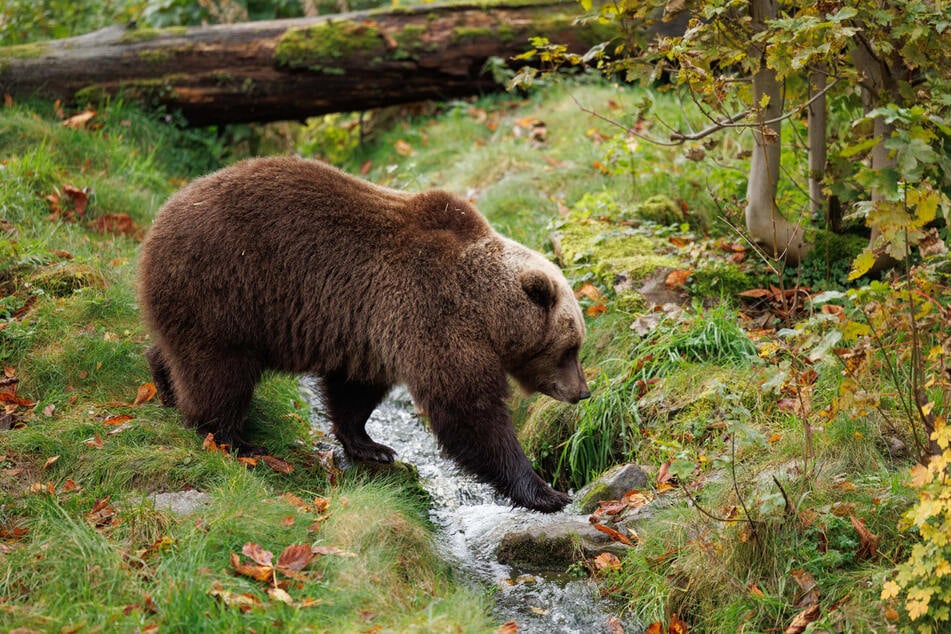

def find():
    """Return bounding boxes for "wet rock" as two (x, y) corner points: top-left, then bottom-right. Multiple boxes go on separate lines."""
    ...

(496, 520), (630, 570)
(575, 464), (651, 514)
(149, 490), (210, 515)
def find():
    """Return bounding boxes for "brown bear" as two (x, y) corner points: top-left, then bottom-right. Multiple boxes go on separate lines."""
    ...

(138, 156), (589, 512)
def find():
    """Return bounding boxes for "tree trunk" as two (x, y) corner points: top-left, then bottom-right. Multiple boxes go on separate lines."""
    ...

(851, 36), (902, 274)
(808, 66), (827, 223)
(0, 1), (604, 126)
(744, 0), (811, 265)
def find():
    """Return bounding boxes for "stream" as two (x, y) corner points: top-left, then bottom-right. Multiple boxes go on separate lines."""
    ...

(300, 379), (630, 633)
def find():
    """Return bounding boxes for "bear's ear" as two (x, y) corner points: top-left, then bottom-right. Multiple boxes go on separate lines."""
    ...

(520, 270), (557, 310)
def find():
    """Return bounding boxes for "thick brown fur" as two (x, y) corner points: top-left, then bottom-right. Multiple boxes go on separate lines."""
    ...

(138, 157), (588, 512)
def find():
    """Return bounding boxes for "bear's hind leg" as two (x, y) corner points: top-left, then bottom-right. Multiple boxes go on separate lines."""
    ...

(171, 350), (262, 452)
(320, 372), (395, 463)
(145, 344), (176, 407)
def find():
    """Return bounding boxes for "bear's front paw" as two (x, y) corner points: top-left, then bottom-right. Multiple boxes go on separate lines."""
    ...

(508, 475), (570, 513)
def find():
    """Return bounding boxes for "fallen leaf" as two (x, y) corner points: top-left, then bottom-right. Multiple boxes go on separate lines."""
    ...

(575, 282), (606, 302)
(103, 414), (134, 426)
(850, 514), (879, 560)
(737, 288), (773, 298)
(668, 614), (689, 634)
(593, 552), (622, 572)
(230, 551), (273, 582)
(259, 454), (294, 474)
(237, 456), (258, 467)
(664, 269), (693, 289)
(277, 543), (314, 572)
(645, 623), (663, 634)
(494, 622), (518, 634)
(360, 160), (373, 175)
(267, 586), (295, 605)
(242, 542), (274, 567)
(209, 581), (261, 612)
(62, 185), (88, 217)
(90, 213), (142, 239)
(62, 110), (97, 129)
(586, 303), (608, 317)
(0, 392), (35, 408)
(3, 366), (14, 378)
(42, 403), (55, 417)
(394, 139), (413, 156)
(281, 515), (295, 527)
(790, 568), (819, 608)
(784, 604), (820, 634)
(590, 522), (635, 546)
(86, 496), (117, 528)
(59, 479), (81, 494)
(84, 433), (104, 448)
(42, 455), (60, 470)
(132, 382), (157, 406)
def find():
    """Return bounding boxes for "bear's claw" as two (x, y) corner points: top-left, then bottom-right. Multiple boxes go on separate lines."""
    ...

(342, 438), (397, 464)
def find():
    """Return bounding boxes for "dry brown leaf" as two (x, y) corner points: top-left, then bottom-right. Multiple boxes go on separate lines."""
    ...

(590, 522), (635, 546)
(103, 414), (134, 426)
(3, 366), (14, 378)
(850, 514), (879, 560)
(394, 139), (413, 156)
(90, 213), (142, 239)
(267, 586), (295, 605)
(84, 433), (104, 448)
(277, 543), (314, 572)
(664, 269), (693, 289)
(132, 382), (157, 406)
(42, 455), (60, 470)
(586, 303), (608, 317)
(494, 621), (518, 634)
(593, 552), (622, 572)
(209, 581), (261, 612)
(230, 551), (273, 582)
(575, 282), (606, 302)
(237, 456), (258, 467)
(62, 110), (97, 129)
(259, 454), (294, 474)
(784, 604), (820, 634)
(0, 391), (35, 408)
(645, 623), (664, 634)
(242, 542), (274, 567)
(668, 614), (689, 634)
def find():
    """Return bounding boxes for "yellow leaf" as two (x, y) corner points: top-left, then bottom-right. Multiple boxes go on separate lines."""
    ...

(848, 249), (876, 281)
(881, 580), (901, 600)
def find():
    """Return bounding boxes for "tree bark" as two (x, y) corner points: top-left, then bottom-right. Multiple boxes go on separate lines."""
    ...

(808, 66), (827, 223)
(744, 0), (811, 265)
(0, 1), (604, 126)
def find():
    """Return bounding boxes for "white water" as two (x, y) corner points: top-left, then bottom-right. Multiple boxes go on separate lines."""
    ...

(301, 379), (633, 633)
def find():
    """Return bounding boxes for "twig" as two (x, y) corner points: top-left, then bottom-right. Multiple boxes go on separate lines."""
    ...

(772, 475), (793, 516)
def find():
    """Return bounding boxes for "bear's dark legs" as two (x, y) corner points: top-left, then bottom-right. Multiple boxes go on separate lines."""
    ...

(145, 344), (176, 407)
(320, 372), (395, 463)
(169, 350), (262, 451)
(424, 397), (570, 513)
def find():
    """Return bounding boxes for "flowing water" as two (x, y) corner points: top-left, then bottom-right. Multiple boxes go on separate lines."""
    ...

(300, 379), (634, 633)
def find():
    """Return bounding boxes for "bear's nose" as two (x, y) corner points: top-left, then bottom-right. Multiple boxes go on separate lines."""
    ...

(577, 387), (591, 401)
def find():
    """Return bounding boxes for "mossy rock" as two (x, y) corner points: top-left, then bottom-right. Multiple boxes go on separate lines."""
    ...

(29, 263), (106, 296)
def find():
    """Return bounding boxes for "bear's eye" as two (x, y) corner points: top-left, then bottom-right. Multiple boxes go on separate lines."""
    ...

(560, 346), (578, 366)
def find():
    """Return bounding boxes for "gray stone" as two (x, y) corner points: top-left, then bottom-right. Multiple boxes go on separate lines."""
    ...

(149, 490), (210, 515)
(496, 520), (631, 571)
(575, 464), (651, 514)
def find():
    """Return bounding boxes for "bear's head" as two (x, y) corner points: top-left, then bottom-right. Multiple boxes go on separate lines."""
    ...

(499, 240), (590, 404)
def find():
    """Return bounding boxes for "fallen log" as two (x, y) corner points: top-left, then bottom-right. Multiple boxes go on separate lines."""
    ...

(0, 1), (611, 125)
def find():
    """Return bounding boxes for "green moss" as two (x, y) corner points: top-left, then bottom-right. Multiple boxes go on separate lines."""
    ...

(117, 26), (188, 44)
(0, 41), (48, 60)
(275, 21), (383, 72)
(556, 218), (680, 287)
(690, 262), (754, 298)
(136, 48), (175, 64)
(29, 263), (106, 297)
